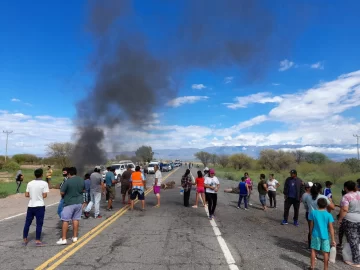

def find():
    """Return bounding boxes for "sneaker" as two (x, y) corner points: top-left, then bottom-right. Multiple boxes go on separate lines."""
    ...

(249, 203), (253, 206)
(56, 238), (67, 245)
(209, 215), (213, 220)
(106, 208), (112, 211)
(72, 237), (78, 243)
(293, 220), (299, 227)
(84, 212), (90, 218)
(281, 220), (288, 225)
(95, 215), (102, 219)
(192, 205), (198, 208)
(237, 206), (240, 209)
(244, 208), (248, 211)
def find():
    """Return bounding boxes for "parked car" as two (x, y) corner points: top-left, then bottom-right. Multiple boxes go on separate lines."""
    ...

(147, 162), (159, 174)
(102, 160), (135, 180)
(161, 163), (171, 172)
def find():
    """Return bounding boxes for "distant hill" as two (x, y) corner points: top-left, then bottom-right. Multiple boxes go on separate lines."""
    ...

(108, 144), (358, 162)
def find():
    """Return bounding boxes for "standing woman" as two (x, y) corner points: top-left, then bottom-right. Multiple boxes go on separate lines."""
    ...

(338, 180), (360, 267)
(203, 167), (210, 205)
(181, 169), (193, 207)
(15, 170), (24, 193)
(267, 174), (280, 208)
(192, 170), (205, 208)
(244, 172), (253, 206)
(204, 169), (220, 220)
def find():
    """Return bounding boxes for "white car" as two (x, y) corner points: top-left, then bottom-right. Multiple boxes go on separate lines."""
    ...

(147, 162), (159, 174)
(102, 161), (135, 180)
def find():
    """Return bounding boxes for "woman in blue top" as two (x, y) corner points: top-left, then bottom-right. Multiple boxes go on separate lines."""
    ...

(237, 177), (249, 210)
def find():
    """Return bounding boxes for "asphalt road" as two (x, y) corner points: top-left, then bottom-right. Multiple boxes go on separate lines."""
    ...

(0, 167), (353, 270)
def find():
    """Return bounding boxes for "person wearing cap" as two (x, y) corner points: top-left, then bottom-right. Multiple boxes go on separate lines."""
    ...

(57, 167), (69, 219)
(22, 168), (49, 246)
(120, 165), (133, 205)
(204, 169), (220, 220)
(105, 167), (117, 211)
(84, 166), (104, 219)
(282, 169), (304, 226)
(302, 181), (313, 249)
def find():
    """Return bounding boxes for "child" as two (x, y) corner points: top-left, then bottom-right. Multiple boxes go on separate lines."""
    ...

(323, 181), (333, 200)
(308, 198), (336, 270)
(257, 174), (268, 211)
(82, 173), (91, 217)
(192, 171), (206, 208)
(237, 177), (249, 210)
(302, 182), (313, 249)
(244, 172), (253, 206)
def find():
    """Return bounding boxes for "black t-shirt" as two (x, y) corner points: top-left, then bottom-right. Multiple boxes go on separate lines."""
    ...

(16, 174), (23, 182)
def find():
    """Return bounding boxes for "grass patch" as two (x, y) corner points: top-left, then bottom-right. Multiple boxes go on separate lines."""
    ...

(214, 166), (347, 204)
(0, 168), (64, 198)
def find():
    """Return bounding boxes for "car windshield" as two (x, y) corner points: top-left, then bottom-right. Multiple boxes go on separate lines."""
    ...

(163, 164), (168, 166)
(112, 165), (120, 169)
(127, 164), (134, 168)
(148, 164), (155, 167)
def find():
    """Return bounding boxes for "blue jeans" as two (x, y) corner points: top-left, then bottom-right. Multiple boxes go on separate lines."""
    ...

(23, 206), (45, 240)
(238, 194), (248, 208)
(259, 194), (266, 206)
(57, 198), (64, 218)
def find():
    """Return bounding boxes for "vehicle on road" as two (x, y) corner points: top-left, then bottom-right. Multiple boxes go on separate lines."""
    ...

(147, 161), (159, 174)
(161, 163), (171, 172)
(102, 160), (135, 180)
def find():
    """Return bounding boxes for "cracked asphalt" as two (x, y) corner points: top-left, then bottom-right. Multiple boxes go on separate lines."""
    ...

(0, 168), (353, 270)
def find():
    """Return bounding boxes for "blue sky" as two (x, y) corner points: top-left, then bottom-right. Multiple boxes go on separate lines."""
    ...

(1, 1), (360, 156)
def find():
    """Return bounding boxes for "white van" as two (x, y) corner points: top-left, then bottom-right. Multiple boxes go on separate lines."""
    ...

(102, 160), (135, 180)
(147, 161), (159, 174)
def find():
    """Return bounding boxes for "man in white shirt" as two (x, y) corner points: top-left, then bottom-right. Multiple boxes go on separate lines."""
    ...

(153, 165), (162, 207)
(23, 168), (49, 246)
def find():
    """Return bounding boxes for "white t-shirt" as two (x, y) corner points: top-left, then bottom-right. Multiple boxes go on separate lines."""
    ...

(267, 179), (279, 191)
(304, 194), (331, 214)
(204, 176), (220, 193)
(26, 180), (49, 207)
(154, 170), (162, 186)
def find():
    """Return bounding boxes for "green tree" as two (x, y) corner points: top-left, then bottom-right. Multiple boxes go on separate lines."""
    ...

(46, 142), (74, 168)
(210, 154), (218, 166)
(292, 150), (307, 164)
(321, 162), (349, 184)
(343, 158), (360, 173)
(115, 154), (132, 161)
(194, 151), (212, 167)
(229, 154), (253, 170)
(259, 149), (295, 171)
(217, 155), (229, 168)
(305, 152), (328, 164)
(12, 154), (40, 164)
(135, 146), (154, 163)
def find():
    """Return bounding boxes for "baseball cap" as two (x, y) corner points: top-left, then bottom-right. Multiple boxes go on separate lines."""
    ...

(209, 169), (215, 174)
(290, 169), (297, 175)
(204, 167), (209, 171)
(94, 166), (101, 170)
(305, 182), (313, 188)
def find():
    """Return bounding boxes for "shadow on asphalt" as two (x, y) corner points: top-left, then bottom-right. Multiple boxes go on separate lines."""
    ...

(272, 235), (310, 258)
(279, 254), (311, 270)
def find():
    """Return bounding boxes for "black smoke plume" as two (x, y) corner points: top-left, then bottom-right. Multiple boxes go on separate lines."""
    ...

(72, 0), (306, 172)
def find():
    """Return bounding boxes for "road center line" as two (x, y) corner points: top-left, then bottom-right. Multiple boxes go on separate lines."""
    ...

(36, 167), (180, 270)
(191, 172), (239, 270)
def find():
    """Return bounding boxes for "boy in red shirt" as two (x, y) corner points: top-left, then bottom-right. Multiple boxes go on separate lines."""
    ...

(192, 171), (206, 208)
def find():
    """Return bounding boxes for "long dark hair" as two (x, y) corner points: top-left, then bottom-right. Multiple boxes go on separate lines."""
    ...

(184, 169), (191, 177)
(197, 170), (203, 178)
(310, 183), (322, 200)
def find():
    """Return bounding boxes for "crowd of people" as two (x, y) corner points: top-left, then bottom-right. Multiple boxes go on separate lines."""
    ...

(19, 164), (360, 269)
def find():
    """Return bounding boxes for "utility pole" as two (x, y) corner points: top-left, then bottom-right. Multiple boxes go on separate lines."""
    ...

(3, 130), (13, 162)
(354, 134), (360, 160)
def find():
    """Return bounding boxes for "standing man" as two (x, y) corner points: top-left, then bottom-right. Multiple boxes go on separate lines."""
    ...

(154, 165), (162, 208)
(84, 166), (104, 218)
(46, 165), (53, 189)
(130, 166), (146, 211)
(57, 167), (84, 245)
(57, 167), (69, 219)
(105, 167), (116, 211)
(120, 165), (133, 205)
(23, 168), (49, 246)
(282, 169), (304, 226)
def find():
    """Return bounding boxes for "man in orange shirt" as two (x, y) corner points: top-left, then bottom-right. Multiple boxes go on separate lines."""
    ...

(129, 166), (146, 211)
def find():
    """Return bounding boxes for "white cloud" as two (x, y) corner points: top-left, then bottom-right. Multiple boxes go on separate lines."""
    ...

(225, 92), (283, 109)
(192, 84), (206, 90)
(11, 98), (21, 102)
(280, 146), (357, 155)
(166, 96), (209, 107)
(279, 59), (295, 71)
(272, 83), (280, 86)
(224, 76), (233, 84)
(311, 61), (324, 70)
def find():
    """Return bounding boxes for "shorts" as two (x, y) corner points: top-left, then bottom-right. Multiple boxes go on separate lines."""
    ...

(311, 237), (330, 252)
(259, 194), (266, 206)
(121, 184), (130, 195)
(61, 204), (82, 221)
(197, 187), (205, 193)
(130, 189), (145, 200)
(153, 186), (161, 195)
(106, 186), (116, 200)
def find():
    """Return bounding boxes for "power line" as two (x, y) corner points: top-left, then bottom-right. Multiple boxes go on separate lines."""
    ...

(3, 130), (13, 162)
(354, 134), (360, 160)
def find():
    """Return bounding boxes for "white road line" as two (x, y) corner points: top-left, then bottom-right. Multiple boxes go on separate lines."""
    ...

(191, 173), (239, 270)
(0, 201), (59, 223)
